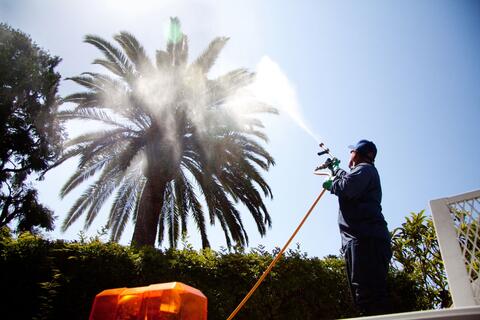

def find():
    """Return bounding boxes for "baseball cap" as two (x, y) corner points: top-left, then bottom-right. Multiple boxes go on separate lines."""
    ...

(348, 139), (377, 162)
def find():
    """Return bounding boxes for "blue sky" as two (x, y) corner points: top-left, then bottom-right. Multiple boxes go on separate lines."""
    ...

(1, 0), (479, 258)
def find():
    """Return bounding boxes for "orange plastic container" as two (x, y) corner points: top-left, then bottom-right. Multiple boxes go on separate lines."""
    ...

(89, 282), (207, 320)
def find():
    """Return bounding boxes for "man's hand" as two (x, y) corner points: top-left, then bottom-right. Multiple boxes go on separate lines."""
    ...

(323, 178), (333, 190)
(328, 158), (340, 174)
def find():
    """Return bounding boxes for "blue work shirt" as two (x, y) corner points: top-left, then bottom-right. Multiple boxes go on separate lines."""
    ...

(330, 163), (390, 249)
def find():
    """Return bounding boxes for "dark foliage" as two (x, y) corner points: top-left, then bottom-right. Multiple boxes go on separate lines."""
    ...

(0, 230), (430, 320)
(0, 23), (63, 232)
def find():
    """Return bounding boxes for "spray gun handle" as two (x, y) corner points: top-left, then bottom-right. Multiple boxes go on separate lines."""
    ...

(317, 149), (330, 156)
(315, 157), (340, 174)
(315, 158), (333, 171)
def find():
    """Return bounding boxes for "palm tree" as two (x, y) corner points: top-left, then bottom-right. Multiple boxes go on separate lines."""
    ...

(56, 17), (277, 248)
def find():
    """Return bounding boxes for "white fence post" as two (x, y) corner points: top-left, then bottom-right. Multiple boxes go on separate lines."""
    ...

(429, 190), (480, 307)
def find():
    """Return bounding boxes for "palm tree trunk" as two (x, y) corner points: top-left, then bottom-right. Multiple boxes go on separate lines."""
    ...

(131, 178), (167, 247)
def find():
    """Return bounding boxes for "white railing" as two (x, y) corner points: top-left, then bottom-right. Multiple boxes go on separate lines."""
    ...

(430, 190), (480, 307)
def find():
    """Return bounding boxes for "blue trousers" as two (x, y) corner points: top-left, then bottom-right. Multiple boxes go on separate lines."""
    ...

(344, 238), (392, 316)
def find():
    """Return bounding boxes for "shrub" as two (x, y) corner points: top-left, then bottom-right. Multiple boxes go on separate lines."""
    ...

(0, 230), (429, 319)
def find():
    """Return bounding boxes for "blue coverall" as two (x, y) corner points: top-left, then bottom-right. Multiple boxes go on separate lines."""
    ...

(330, 162), (392, 316)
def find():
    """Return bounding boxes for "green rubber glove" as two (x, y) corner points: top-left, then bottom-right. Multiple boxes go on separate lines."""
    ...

(329, 158), (340, 174)
(323, 178), (333, 190)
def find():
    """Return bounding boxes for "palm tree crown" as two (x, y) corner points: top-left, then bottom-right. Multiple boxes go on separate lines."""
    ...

(57, 17), (277, 248)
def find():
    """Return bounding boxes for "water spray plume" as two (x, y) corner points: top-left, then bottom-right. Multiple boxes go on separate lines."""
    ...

(251, 56), (320, 143)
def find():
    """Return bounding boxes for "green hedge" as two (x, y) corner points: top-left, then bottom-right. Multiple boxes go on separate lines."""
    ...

(0, 231), (430, 319)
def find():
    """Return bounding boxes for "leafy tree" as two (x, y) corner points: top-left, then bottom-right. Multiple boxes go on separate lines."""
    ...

(0, 23), (63, 232)
(56, 17), (277, 248)
(391, 210), (452, 308)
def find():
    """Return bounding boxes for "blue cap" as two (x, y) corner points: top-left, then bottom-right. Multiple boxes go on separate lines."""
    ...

(348, 140), (377, 162)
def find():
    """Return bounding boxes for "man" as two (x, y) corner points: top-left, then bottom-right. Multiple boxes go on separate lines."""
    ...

(323, 140), (392, 316)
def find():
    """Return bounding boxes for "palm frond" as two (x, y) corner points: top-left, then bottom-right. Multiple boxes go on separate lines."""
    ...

(66, 75), (104, 91)
(108, 171), (144, 242)
(187, 185), (210, 248)
(64, 127), (128, 148)
(238, 102), (279, 115)
(186, 163), (248, 248)
(59, 129), (143, 202)
(191, 37), (229, 74)
(207, 69), (254, 104)
(61, 159), (122, 231)
(233, 134), (275, 167)
(64, 73), (132, 114)
(57, 109), (134, 131)
(62, 92), (100, 109)
(60, 170), (115, 231)
(174, 171), (210, 248)
(173, 176), (188, 239)
(156, 50), (170, 69)
(176, 35), (189, 66)
(157, 209), (166, 246)
(49, 145), (88, 172)
(92, 59), (128, 78)
(60, 154), (113, 198)
(243, 129), (269, 143)
(114, 31), (153, 73)
(82, 72), (129, 96)
(61, 189), (93, 231)
(218, 169), (272, 234)
(73, 130), (132, 167)
(182, 130), (273, 242)
(116, 138), (145, 171)
(84, 169), (122, 229)
(84, 34), (134, 78)
(162, 182), (180, 248)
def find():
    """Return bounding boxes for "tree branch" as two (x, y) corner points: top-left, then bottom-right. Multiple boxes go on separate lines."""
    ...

(1, 166), (31, 174)
(0, 196), (13, 226)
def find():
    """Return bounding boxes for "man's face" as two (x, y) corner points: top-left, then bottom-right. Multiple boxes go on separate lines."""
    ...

(349, 150), (361, 168)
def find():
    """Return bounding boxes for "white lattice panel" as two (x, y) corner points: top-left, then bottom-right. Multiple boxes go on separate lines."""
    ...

(447, 196), (480, 302)
(430, 190), (480, 307)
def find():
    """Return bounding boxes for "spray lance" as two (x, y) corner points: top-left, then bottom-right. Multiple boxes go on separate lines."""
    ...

(226, 141), (339, 320)
(314, 142), (340, 177)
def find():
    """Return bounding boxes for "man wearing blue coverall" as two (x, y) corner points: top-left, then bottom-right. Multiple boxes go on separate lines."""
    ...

(323, 140), (392, 316)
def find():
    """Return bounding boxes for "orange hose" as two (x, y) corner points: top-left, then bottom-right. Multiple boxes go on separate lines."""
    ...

(226, 188), (328, 320)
